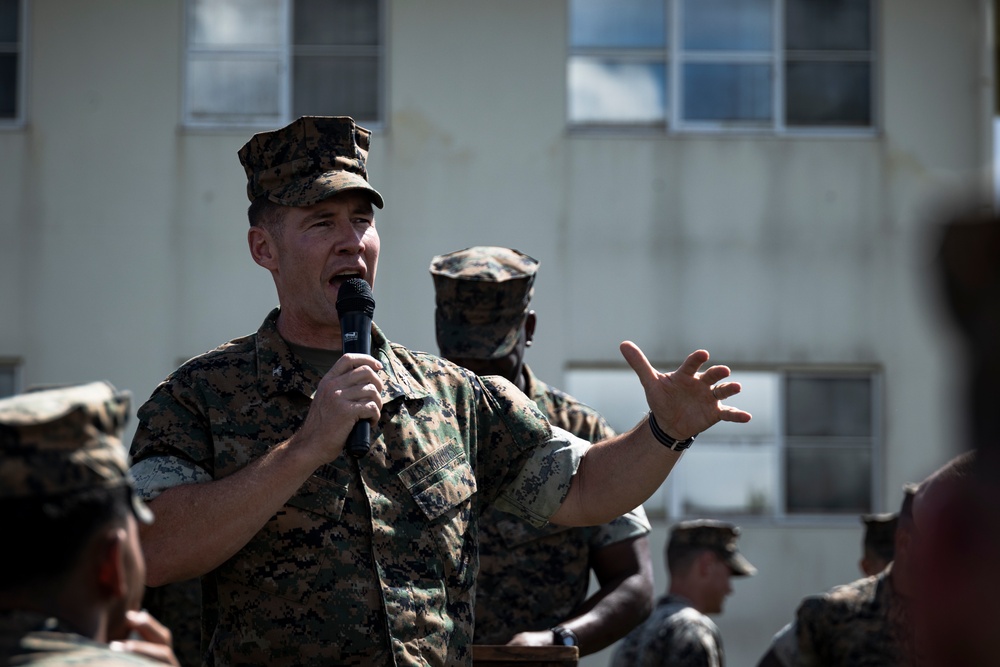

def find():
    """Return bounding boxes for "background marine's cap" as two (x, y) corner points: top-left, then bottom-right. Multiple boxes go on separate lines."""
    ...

(861, 511), (899, 554)
(0, 381), (152, 523)
(238, 115), (384, 208)
(430, 246), (539, 360)
(669, 519), (757, 576)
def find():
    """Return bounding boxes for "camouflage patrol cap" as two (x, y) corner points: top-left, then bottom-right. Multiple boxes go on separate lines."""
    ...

(0, 381), (152, 523)
(429, 246), (539, 360)
(238, 115), (384, 209)
(669, 519), (757, 576)
(861, 512), (899, 555)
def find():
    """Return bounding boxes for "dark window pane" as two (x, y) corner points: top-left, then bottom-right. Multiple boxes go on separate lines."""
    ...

(568, 56), (666, 123)
(786, 375), (872, 436)
(786, 61), (870, 126)
(786, 444), (871, 513)
(683, 63), (771, 121)
(786, 0), (871, 51)
(0, 369), (14, 398)
(0, 53), (15, 117)
(569, 0), (665, 48)
(293, 55), (378, 121)
(683, 0), (771, 51)
(0, 0), (18, 43)
(295, 0), (378, 46)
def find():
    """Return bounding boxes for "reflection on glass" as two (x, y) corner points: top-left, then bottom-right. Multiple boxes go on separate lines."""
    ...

(190, 0), (281, 47)
(570, 0), (665, 48)
(564, 369), (650, 434)
(569, 57), (666, 123)
(786, 62), (870, 126)
(785, 0), (870, 51)
(683, 0), (771, 51)
(683, 63), (771, 121)
(293, 55), (378, 121)
(672, 443), (778, 515)
(786, 444), (871, 513)
(0, 53), (15, 117)
(187, 57), (281, 118)
(0, 0), (18, 43)
(786, 375), (872, 437)
(295, 0), (379, 46)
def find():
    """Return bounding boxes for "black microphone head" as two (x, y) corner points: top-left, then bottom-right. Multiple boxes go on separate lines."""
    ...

(336, 278), (376, 318)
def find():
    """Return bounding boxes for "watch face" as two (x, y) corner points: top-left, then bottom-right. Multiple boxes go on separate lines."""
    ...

(553, 628), (577, 646)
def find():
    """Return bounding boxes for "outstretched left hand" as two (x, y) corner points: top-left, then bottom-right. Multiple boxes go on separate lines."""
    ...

(620, 342), (751, 441)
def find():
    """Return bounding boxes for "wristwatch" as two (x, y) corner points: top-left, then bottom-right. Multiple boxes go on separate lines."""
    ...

(551, 625), (579, 647)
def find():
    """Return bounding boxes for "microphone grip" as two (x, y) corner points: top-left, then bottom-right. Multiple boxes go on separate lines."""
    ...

(340, 311), (373, 458)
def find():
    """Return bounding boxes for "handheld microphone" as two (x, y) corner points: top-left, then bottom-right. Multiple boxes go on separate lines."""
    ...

(336, 277), (376, 458)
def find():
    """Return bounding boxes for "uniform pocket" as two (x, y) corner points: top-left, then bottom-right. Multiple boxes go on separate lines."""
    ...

(398, 441), (477, 520)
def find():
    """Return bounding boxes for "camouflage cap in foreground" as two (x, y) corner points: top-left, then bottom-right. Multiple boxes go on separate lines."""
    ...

(670, 519), (757, 576)
(0, 381), (152, 523)
(238, 115), (384, 208)
(430, 246), (539, 360)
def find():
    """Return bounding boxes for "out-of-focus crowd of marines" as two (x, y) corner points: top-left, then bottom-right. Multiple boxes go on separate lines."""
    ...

(1, 113), (998, 667)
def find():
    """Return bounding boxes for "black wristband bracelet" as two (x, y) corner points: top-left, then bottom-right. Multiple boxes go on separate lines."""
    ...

(647, 411), (696, 452)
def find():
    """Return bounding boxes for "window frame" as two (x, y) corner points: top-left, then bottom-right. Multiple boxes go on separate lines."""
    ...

(0, 0), (27, 129)
(567, 0), (880, 137)
(181, 0), (387, 131)
(563, 363), (884, 524)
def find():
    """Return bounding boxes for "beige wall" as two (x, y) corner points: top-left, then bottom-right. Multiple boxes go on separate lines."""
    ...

(0, 1), (991, 665)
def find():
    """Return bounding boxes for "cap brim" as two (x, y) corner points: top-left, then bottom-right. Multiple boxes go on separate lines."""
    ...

(131, 494), (154, 525)
(269, 171), (384, 209)
(725, 551), (757, 576)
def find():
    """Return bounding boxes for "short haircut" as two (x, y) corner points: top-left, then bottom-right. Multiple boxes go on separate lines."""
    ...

(248, 195), (285, 229)
(0, 485), (132, 591)
(667, 541), (712, 576)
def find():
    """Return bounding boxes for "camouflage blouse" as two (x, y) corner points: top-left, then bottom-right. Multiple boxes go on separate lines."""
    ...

(795, 566), (904, 667)
(610, 595), (724, 667)
(0, 612), (158, 665)
(129, 309), (586, 667)
(473, 364), (650, 643)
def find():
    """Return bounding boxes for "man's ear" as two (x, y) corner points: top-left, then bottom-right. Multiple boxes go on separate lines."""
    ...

(248, 226), (279, 271)
(524, 311), (537, 346)
(95, 528), (128, 601)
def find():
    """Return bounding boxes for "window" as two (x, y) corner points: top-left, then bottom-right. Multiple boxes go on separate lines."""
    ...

(184, 0), (384, 128)
(568, 0), (875, 132)
(0, 359), (21, 398)
(0, 0), (24, 123)
(564, 366), (881, 519)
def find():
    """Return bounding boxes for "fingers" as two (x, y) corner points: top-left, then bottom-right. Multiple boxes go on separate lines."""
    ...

(719, 405), (753, 423)
(710, 381), (742, 401)
(620, 341), (659, 389)
(677, 349), (711, 376)
(699, 364), (732, 386)
(125, 610), (172, 645)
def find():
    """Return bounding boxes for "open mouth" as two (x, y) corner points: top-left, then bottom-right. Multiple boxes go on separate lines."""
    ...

(330, 271), (363, 287)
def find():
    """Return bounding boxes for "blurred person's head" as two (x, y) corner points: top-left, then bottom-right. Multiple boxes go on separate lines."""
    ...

(665, 520), (756, 615)
(910, 450), (999, 666)
(859, 511), (897, 576)
(430, 246), (539, 391)
(0, 382), (152, 643)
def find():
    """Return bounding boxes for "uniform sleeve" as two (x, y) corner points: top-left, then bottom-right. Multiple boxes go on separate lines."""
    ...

(765, 622), (799, 667)
(589, 503), (652, 548)
(492, 424), (587, 528)
(129, 374), (217, 475)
